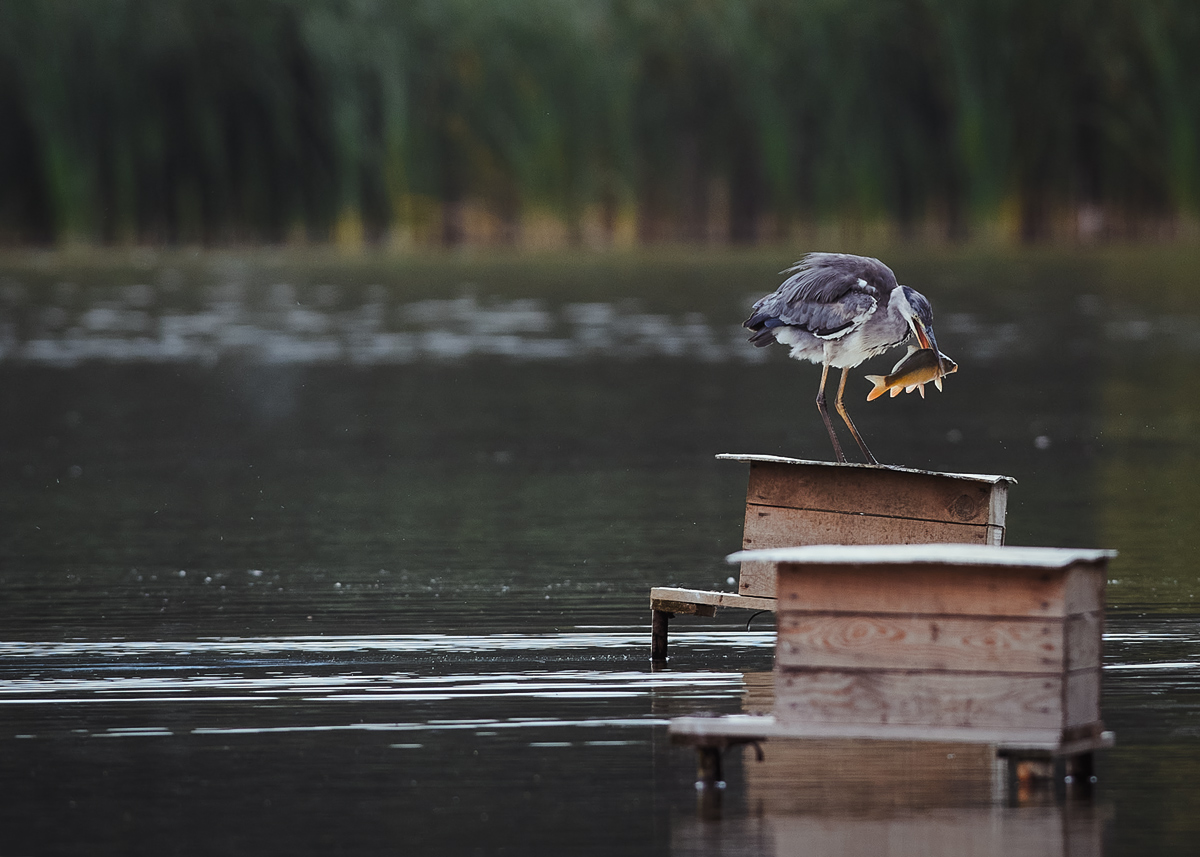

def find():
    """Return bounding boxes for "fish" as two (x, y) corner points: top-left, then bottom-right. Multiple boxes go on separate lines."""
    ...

(865, 347), (958, 401)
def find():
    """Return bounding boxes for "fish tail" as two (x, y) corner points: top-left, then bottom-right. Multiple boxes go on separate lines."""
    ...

(865, 374), (888, 401)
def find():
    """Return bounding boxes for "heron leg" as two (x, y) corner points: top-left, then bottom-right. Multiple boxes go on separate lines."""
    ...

(835, 366), (879, 465)
(816, 362), (847, 463)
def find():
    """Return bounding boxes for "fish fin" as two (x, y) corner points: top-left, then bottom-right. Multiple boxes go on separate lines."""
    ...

(865, 375), (888, 401)
(935, 377), (943, 392)
(890, 386), (902, 398)
(917, 383), (926, 398)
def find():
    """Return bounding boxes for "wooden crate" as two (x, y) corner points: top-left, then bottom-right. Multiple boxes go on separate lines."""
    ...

(649, 456), (1015, 659)
(720, 455), (1014, 599)
(733, 544), (1114, 745)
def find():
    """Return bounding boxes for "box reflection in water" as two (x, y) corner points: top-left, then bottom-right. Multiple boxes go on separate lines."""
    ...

(672, 670), (1107, 857)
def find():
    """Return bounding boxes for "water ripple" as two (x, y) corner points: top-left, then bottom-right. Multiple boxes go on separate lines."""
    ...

(1, 295), (766, 366)
(0, 630), (775, 659)
(0, 668), (744, 705)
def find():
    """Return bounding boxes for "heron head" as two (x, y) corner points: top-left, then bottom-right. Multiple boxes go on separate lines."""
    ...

(897, 286), (939, 353)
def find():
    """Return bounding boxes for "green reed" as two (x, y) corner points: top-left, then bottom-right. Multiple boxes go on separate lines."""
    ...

(1, 0), (1197, 246)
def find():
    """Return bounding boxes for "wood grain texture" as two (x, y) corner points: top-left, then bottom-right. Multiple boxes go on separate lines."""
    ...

(1065, 612), (1103, 670)
(746, 460), (1007, 526)
(648, 598), (716, 617)
(742, 504), (996, 548)
(738, 504), (1000, 597)
(776, 564), (1071, 618)
(649, 587), (776, 612)
(990, 483), (1009, 531)
(1064, 565), (1106, 614)
(738, 561), (778, 597)
(777, 614), (1067, 672)
(776, 669), (1064, 729)
(1065, 669), (1102, 727)
(733, 460), (1011, 596)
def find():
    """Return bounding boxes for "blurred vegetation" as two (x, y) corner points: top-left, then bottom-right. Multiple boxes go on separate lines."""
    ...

(2, 0), (1199, 247)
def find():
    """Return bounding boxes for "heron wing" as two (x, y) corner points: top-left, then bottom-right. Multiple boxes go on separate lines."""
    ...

(745, 253), (895, 342)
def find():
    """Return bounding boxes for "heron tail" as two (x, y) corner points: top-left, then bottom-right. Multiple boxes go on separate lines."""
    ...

(864, 374), (889, 401)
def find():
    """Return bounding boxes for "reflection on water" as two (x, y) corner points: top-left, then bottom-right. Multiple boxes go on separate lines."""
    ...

(4, 273), (1199, 369)
(1, 251), (1199, 854)
(3, 286), (765, 366)
(0, 633), (767, 711)
(673, 806), (1108, 857)
(1, 629), (767, 856)
(0, 630), (775, 659)
(2, 621), (1196, 855)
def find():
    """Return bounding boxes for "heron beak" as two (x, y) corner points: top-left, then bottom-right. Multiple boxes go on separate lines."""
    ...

(912, 318), (933, 351)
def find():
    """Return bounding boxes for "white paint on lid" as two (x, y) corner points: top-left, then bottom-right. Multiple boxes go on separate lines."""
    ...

(727, 543), (1116, 567)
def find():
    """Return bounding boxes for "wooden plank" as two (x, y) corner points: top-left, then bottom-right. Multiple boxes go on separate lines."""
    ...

(775, 669), (1064, 730)
(776, 564), (1071, 618)
(746, 460), (1007, 527)
(1065, 669), (1102, 727)
(737, 561), (777, 597)
(719, 453), (1014, 483)
(739, 538), (1015, 597)
(777, 614), (1067, 673)
(742, 504), (995, 548)
(990, 482), (1009, 530)
(1064, 564), (1106, 614)
(648, 598), (716, 617)
(729, 460), (1017, 598)
(1065, 612), (1103, 670)
(668, 713), (1079, 750)
(649, 587), (776, 612)
(739, 508), (996, 598)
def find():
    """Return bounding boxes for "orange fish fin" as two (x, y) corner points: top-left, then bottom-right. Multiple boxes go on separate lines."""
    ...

(864, 375), (888, 401)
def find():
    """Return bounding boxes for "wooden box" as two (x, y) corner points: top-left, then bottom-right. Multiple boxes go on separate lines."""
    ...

(719, 455), (1015, 599)
(732, 544), (1113, 745)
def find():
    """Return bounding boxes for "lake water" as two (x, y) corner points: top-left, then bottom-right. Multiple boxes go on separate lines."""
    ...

(1, 249), (1198, 855)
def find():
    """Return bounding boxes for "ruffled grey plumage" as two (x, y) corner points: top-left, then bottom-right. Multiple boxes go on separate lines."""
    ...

(744, 252), (942, 464)
(745, 253), (919, 368)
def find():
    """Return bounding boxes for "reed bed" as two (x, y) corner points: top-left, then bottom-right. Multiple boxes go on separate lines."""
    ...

(2, 0), (1197, 246)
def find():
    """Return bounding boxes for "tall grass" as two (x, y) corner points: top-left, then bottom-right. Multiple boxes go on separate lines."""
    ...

(1, 0), (1197, 246)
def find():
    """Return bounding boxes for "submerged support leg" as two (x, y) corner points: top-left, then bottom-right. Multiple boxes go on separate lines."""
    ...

(695, 746), (724, 819)
(1070, 751), (1096, 782)
(696, 745), (724, 786)
(835, 366), (878, 465)
(651, 609), (672, 660)
(1065, 751), (1096, 796)
(815, 361), (846, 463)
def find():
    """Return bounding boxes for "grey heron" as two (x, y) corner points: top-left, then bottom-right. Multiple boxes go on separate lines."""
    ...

(744, 252), (943, 465)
